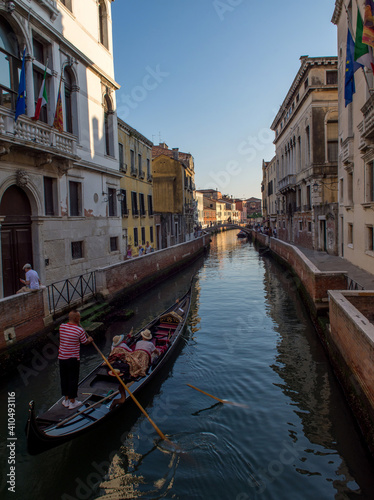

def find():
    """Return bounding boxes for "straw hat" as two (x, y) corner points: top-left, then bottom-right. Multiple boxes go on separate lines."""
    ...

(140, 329), (152, 340)
(108, 369), (121, 377)
(112, 334), (124, 347)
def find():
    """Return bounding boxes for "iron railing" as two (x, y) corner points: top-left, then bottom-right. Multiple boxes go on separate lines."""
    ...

(47, 271), (96, 315)
(347, 277), (364, 291)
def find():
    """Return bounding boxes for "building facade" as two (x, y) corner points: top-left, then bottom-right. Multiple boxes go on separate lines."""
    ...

(332, 1), (374, 273)
(271, 56), (339, 254)
(0, 0), (121, 297)
(117, 119), (155, 256)
(262, 157), (277, 231)
(152, 143), (195, 248)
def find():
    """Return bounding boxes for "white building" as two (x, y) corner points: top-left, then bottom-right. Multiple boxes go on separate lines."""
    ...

(0, 0), (122, 297)
(332, 1), (374, 274)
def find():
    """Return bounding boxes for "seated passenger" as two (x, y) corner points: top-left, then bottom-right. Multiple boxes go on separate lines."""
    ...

(135, 329), (160, 362)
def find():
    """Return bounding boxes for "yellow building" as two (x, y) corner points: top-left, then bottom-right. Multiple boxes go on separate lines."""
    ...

(118, 119), (155, 256)
(152, 143), (195, 248)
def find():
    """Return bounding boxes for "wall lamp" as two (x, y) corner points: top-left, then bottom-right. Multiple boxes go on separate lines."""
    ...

(102, 190), (125, 202)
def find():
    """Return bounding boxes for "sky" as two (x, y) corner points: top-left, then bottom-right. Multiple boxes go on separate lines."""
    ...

(111, 0), (338, 199)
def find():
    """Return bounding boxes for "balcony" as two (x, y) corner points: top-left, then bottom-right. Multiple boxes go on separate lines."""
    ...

(147, 173), (153, 182)
(0, 108), (78, 169)
(130, 167), (137, 177)
(361, 94), (374, 143)
(278, 174), (296, 193)
(139, 169), (145, 179)
(340, 136), (354, 166)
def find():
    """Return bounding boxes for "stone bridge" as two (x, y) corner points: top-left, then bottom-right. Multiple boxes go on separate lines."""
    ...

(205, 224), (252, 235)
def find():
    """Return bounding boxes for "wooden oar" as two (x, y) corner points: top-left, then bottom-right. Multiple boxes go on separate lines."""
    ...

(187, 383), (248, 408)
(92, 341), (172, 444)
(56, 390), (120, 428)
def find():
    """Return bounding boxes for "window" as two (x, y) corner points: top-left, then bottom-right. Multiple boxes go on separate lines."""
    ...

(141, 227), (145, 245)
(133, 227), (138, 247)
(339, 178), (344, 204)
(308, 221), (312, 232)
(138, 154), (143, 176)
(131, 191), (138, 216)
(120, 189), (128, 216)
(366, 161), (374, 202)
(148, 194), (153, 216)
(33, 68), (49, 124)
(33, 38), (45, 64)
(69, 181), (82, 216)
(104, 94), (114, 156)
(0, 17), (20, 109)
(64, 68), (74, 134)
(348, 223), (353, 246)
(60, 0), (72, 11)
(147, 158), (151, 178)
(98, 1), (109, 49)
(347, 171), (353, 204)
(327, 121), (338, 162)
(71, 241), (83, 259)
(299, 221), (303, 231)
(306, 185), (311, 210)
(326, 70), (338, 85)
(367, 226), (374, 251)
(108, 187), (117, 216)
(139, 193), (145, 216)
(150, 226), (154, 243)
(110, 236), (118, 252)
(305, 126), (311, 164)
(118, 143), (125, 171)
(44, 177), (56, 216)
(304, 78), (308, 89)
(130, 150), (136, 175)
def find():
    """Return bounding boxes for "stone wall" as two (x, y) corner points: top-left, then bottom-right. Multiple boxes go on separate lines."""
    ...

(328, 291), (374, 453)
(96, 235), (208, 300)
(0, 290), (48, 351)
(253, 232), (347, 310)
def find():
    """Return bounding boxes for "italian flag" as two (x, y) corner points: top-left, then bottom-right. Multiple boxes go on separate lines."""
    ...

(33, 66), (48, 120)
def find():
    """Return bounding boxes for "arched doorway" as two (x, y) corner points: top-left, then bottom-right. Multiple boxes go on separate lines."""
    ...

(0, 185), (33, 296)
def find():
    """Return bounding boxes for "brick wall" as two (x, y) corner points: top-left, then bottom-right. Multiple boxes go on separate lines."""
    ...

(252, 231), (347, 308)
(328, 291), (374, 452)
(96, 235), (208, 300)
(346, 294), (374, 323)
(0, 290), (47, 351)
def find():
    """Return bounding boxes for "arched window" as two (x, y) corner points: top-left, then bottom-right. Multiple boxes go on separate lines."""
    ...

(0, 16), (20, 109)
(98, 1), (109, 49)
(64, 68), (73, 133)
(104, 93), (114, 156)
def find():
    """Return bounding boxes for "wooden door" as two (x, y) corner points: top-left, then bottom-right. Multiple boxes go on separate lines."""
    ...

(0, 186), (33, 297)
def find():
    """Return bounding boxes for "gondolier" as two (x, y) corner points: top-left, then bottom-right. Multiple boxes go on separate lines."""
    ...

(58, 310), (93, 410)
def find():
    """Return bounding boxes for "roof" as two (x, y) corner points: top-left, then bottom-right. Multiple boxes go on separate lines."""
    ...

(152, 145), (192, 162)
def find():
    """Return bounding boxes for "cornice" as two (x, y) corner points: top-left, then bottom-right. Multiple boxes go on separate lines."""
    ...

(331, 0), (344, 25)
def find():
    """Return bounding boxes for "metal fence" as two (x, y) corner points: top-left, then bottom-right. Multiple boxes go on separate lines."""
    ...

(47, 272), (96, 315)
(347, 277), (364, 291)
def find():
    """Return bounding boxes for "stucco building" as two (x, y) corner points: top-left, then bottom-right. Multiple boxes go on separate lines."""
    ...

(270, 56), (339, 254)
(152, 143), (195, 248)
(117, 119), (155, 255)
(332, 1), (374, 273)
(261, 157), (277, 231)
(0, 0), (121, 297)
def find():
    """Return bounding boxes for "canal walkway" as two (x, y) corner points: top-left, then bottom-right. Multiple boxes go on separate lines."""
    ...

(294, 244), (374, 290)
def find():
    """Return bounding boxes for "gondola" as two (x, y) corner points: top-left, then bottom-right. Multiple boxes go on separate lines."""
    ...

(26, 287), (192, 455)
(237, 230), (247, 238)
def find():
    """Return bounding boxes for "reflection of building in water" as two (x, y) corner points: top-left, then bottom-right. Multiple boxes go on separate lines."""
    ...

(262, 258), (365, 493)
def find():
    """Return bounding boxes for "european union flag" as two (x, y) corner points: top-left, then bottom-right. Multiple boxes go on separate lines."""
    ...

(15, 48), (26, 121)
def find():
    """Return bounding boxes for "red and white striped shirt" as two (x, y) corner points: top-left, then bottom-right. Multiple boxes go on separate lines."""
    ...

(58, 323), (88, 360)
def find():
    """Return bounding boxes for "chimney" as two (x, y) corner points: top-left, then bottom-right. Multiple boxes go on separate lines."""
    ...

(159, 142), (168, 149)
(172, 147), (179, 160)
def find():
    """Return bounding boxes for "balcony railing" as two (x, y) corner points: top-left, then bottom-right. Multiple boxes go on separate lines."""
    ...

(0, 108), (78, 160)
(47, 272), (96, 316)
(278, 174), (296, 192)
(361, 94), (374, 141)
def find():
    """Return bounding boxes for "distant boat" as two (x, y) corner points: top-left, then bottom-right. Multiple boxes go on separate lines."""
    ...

(237, 231), (247, 238)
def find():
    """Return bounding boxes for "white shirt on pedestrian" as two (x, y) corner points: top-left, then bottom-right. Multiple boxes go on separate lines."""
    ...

(26, 269), (40, 289)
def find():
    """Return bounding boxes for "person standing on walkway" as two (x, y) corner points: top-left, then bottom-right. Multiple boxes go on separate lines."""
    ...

(58, 310), (93, 409)
(17, 263), (41, 294)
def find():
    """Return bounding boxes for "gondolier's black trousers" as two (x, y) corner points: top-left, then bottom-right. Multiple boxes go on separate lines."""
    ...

(59, 358), (80, 399)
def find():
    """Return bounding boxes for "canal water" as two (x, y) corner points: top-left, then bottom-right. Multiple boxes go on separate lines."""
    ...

(1, 230), (374, 500)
